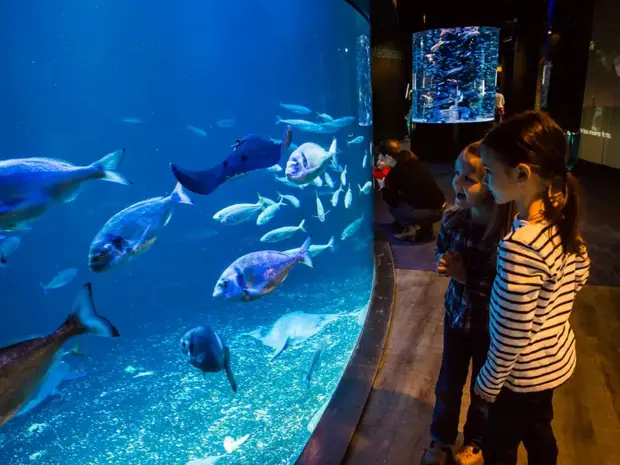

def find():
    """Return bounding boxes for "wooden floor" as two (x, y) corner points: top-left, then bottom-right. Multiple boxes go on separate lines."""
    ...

(344, 271), (620, 465)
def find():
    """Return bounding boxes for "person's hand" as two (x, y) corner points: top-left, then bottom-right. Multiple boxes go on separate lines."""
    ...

(474, 384), (496, 403)
(437, 252), (467, 284)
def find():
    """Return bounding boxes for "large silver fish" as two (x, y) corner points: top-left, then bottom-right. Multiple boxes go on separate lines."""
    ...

(0, 283), (119, 427)
(213, 236), (313, 301)
(89, 183), (192, 273)
(0, 149), (129, 232)
(285, 139), (337, 185)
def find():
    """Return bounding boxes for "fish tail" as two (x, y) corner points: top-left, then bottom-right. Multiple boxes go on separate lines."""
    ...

(298, 219), (306, 232)
(297, 236), (314, 268)
(93, 149), (132, 185)
(224, 347), (237, 393)
(71, 283), (120, 338)
(275, 115), (283, 124)
(40, 283), (48, 295)
(169, 182), (193, 205)
(327, 236), (335, 250)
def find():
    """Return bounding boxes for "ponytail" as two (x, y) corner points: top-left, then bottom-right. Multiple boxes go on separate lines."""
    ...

(543, 172), (585, 256)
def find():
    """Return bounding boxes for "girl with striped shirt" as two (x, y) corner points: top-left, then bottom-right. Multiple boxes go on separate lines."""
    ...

(474, 111), (590, 465)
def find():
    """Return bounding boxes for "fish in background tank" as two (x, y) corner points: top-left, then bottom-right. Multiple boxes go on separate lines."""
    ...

(411, 26), (500, 124)
(0, 1), (374, 464)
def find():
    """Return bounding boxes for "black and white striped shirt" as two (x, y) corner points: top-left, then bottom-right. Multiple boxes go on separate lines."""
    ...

(475, 218), (590, 398)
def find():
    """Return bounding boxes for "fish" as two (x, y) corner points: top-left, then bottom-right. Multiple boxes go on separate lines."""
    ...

(245, 311), (346, 360)
(213, 198), (263, 223)
(171, 126), (292, 196)
(305, 338), (328, 387)
(275, 116), (324, 133)
(316, 112), (333, 122)
(120, 117), (143, 124)
(285, 139), (338, 185)
(256, 198), (285, 225)
(344, 184), (352, 209)
(330, 184), (343, 208)
(277, 192), (300, 208)
(257, 194), (277, 207)
(0, 282), (119, 427)
(223, 434), (250, 453)
(186, 457), (226, 465)
(324, 172), (334, 189)
(341, 214), (364, 240)
(320, 116), (355, 128)
(187, 125), (208, 137)
(266, 164), (283, 173)
(260, 219), (306, 243)
(358, 181), (372, 195)
(307, 398), (330, 433)
(362, 151), (368, 168)
(88, 183), (192, 273)
(284, 236), (335, 258)
(312, 176), (324, 188)
(0, 149), (130, 232)
(314, 191), (329, 223)
(340, 165), (347, 186)
(15, 360), (86, 419)
(216, 119), (236, 128)
(213, 236), (313, 301)
(180, 326), (237, 392)
(347, 136), (364, 145)
(0, 236), (21, 267)
(40, 268), (78, 294)
(280, 103), (312, 115)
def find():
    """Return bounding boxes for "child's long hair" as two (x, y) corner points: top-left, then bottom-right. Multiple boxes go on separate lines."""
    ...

(447, 141), (515, 240)
(482, 111), (584, 255)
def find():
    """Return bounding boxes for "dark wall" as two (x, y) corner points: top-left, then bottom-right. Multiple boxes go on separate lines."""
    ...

(545, 0), (594, 130)
(370, 0), (408, 142)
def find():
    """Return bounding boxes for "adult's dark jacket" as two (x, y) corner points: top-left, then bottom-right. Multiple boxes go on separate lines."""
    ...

(382, 159), (445, 209)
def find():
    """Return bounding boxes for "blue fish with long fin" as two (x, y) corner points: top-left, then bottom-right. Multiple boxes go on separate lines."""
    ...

(170, 126), (292, 195)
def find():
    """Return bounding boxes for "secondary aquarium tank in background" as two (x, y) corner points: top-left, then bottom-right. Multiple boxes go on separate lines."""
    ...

(0, 1), (374, 464)
(411, 26), (500, 124)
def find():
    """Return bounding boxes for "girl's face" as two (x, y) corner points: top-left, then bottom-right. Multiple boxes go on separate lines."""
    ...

(452, 152), (489, 208)
(383, 154), (397, 167)
(480, 145), (522, 204)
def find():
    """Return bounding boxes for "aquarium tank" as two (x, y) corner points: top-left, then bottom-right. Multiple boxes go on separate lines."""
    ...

(411, 26), (500, 124)
(0, 1), (374, 464)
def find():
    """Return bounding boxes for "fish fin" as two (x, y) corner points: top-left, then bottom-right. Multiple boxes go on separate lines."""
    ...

(270, 337), (290, 361)
(51, 388), (61, 397)
(275, 115), (283, 124)
(281, 125), (293, 152)
(328, 138), (338, 158)
(298, 219), (306, 232)
(64, 186), (83, 203)
(243, 328), (263, 340)
(94, 149), (132, 185)
(41, 283), (48, 295)
(327, 236), (336, 251)
(64, 342), (87, 359)
(169, 182), (193, 205)
(224, 347), (238, 393)
(72, 283), (120, 338)
(170, 163), (222, 195)
(298, 236), (314, 268)
(131, 226), (155, 254)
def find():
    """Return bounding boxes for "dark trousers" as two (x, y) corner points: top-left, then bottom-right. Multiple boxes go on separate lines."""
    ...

(430, 322), (490, 448)
(485, 388), (557, 465)
(389, 203), (444, 230)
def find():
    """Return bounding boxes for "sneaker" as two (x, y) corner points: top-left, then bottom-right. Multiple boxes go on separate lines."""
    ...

(394, 225), (418, 241)
(420, 441), (451, 465)
(454, 444), (483, 465)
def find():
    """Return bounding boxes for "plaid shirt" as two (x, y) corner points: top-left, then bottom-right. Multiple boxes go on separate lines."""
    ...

(435, 208), (500, 332)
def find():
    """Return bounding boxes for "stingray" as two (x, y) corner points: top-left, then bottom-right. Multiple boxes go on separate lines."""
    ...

(245, 310), (358, 360)
(171, 126), (292, 196)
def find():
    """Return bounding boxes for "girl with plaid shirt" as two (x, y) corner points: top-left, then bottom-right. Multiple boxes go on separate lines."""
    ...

(422, 142), (514, 465)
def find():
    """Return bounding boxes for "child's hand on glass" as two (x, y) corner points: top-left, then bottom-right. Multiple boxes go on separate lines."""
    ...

(437, 252), (467, 284)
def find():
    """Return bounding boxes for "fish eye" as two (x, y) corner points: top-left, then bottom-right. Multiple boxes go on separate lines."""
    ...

(221, 279), (229, 288)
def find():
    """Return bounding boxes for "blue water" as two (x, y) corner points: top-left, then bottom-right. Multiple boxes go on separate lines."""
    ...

(411, 26), (500, 124)
(0, 2), (373, 464)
